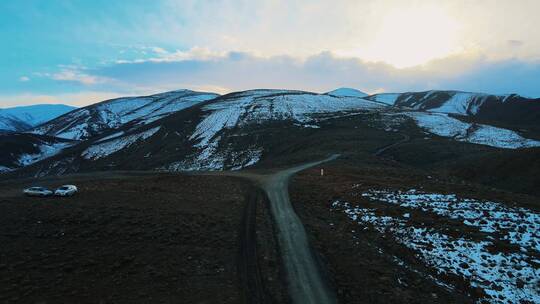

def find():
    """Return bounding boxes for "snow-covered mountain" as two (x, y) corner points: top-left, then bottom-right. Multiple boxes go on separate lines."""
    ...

(0, 104), (76, 132)
(2, 87), (540, 178)
(402, 112), (540, 149)
(326, 88), (368, 98)
(8, 89), (385, 176)
(32, 90), (219, 140)
(366, 90), (504, 114)
(167, 89), (383, 170)
(366, 90), (540, 128)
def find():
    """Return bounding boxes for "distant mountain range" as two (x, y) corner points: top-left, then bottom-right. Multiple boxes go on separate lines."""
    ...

(0, 104), (76, 132)
(31, 90), (218, 140)
(1, 88), (539, 177)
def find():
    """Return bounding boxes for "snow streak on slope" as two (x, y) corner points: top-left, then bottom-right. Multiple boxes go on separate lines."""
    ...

(0, 166), (13, 173)
(191, 91), (383, 149)
(184, 91), (384, 170)
(427, 92), (488, 115)
(366, 91), (526, 116)
(82, 127), (161, 160)
(18, 142), (72, 167)
(33, 90), (218, 140)
(332, 189), (540, 304)
(367, 93), (400, 105)
(406, 112), (540, 149)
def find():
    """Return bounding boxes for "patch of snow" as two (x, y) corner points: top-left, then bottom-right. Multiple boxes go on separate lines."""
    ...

(96, 131), (125, 143)
(294, 123), (320, 129)
(17, 142), (72, 167)
(362, 189), (540, 251)
(56, 122), (90, 140)
(427, 92), (487, 115)
(81, 127), (160, 160)
(405, 112), (540, 149)
(333, 191), (540, 304)
(0, 165), (13, 173)
(166, 144), (262, 172)
(368, 93), (400, 105)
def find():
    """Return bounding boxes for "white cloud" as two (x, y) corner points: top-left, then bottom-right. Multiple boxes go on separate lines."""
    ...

(50, 68), (111, 85)
(95, 50), (540, 98)
(147, 0), (540, 67)
(116, 46), (227, 64)
(19, 76), (30, 82)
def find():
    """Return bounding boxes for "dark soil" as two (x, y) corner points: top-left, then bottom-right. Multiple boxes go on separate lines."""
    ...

(0, 173), (281, 304)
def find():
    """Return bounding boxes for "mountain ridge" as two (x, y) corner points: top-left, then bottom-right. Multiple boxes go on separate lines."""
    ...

(2, 87), (540, 178)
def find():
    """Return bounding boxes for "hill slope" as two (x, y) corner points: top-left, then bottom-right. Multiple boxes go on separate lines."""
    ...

(0, 133), (76, 172)
(0, 104), (76, 132)
(10, 89), (386, 176)
(31, 90), (219, 140)
(366, 90), (540, 131)
(2, 88), (540, 184)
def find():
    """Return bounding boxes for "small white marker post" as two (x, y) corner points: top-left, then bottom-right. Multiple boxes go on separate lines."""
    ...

(320, 168), (324, 176)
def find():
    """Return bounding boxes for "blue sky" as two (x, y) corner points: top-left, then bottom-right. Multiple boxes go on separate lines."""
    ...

(1, 0), (540, 107)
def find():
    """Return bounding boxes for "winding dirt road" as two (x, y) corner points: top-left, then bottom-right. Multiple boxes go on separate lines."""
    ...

(201, 155), (339, 303)
(260, 155), (339, 304)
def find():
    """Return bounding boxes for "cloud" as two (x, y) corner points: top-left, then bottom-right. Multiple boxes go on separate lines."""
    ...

(144, 0), (540, 65)
(115, 46), (227, 64)
(3, 50), (540, 108)
(50, 67), (111, 85)
(91, 51), (540, 98)
(508, 40), (524, 47)
(19, 76), (30, 82)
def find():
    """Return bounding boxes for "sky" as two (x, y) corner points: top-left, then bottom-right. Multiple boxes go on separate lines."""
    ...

(1, 0), (540, 107)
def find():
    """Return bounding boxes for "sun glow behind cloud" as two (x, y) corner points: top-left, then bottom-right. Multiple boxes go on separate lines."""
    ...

(347, 5), (462, 68)
(2, 0), (540, 107)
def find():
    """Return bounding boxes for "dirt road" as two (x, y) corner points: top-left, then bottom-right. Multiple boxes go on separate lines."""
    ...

(259, 155), (339, 304)
(373, 133), (410, 156)
(210, 155), (339, 303)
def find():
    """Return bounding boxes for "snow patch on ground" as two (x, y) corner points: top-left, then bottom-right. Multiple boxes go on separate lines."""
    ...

(405, 112), (540, 149)
(368, 93), (400, 105)
(166, 146), (262, 171)
(96, 131), (125, 143)
(427, 92), (487, 115)
(17, 142), (72, 167)
(0, 165), (13, 173)
(82, 127), (160, 160)
(332, 189), (540, 304)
